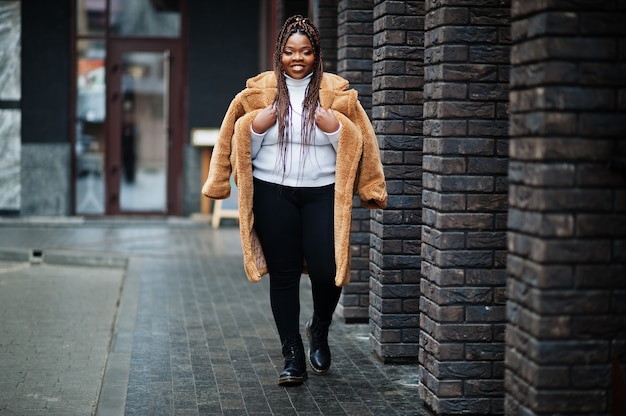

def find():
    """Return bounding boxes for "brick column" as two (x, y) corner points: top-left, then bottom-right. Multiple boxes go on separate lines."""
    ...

(369, 0), (424, 361)
(314, 0), (338, 73)
(506, 1), (626, 415)
(335, 0), (375, 323)
(419, 1), (511, 414)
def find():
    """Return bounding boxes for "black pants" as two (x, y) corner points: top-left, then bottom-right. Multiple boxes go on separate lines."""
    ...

(253, 178), (342, 341)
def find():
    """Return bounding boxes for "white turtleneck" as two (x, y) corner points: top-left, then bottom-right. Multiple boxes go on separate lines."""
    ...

(250, 73), (341, 187)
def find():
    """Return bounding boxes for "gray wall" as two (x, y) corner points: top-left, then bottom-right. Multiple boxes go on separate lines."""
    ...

(21, 144), (71, 216)
(21, 0), (71, 145)
(20, 0), (72, 215)
(186, 1), (260, 132)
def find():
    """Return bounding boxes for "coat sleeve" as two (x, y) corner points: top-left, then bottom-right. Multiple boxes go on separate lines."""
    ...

(201, 94), (245, 200)
(354, 101), (388, 209)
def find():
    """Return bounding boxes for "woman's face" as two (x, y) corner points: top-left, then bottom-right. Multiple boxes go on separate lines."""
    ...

(281, 33), (315, 79)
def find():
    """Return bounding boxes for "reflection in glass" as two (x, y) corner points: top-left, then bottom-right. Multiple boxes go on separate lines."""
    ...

(76, 0), (106, 37)
(110, 0), (180, 38)
(75, 40), (106, 215)
(119, 51), (168, 212)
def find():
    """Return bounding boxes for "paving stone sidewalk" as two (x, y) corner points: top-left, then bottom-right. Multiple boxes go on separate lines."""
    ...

(0, 219), (431, 416)
(0, 260), (125, 416)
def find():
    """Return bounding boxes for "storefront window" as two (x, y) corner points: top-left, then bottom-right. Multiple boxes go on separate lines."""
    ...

(74, 0), (181, 215)
(118, 51), (169, 212)
(76, 0), (106, 37)
(109, 0), (180, 38)
(75, 39), (106, 214)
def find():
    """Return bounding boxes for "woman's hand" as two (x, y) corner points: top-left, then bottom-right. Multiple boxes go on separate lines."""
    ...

(315, 107), (340, 133)
(251, 105), (277, 134)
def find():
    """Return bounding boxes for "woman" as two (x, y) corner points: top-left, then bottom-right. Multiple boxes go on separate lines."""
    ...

(202, 15), (387, 386)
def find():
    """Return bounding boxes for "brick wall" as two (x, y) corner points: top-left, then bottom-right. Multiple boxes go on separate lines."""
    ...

(506, 1), (626, 415)
(314, 0), (338, 73)
(368, 0), (424, 360)
(335, 0), (375, 323)
(337, 0), (374, 110)
(419, 0), (511, 413)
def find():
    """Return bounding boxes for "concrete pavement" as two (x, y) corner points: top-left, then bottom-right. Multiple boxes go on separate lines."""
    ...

(0, 217), (431, 416)
(0, 249), (125, 415)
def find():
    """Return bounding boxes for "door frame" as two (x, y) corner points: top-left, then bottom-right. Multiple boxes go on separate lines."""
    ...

(105, 39), (184, 215)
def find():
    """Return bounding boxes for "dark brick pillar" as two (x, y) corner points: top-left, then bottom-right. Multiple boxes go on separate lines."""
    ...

(314, 0), (338, 73)
(335, 0), (375, 323)
(419, 1), (511, 414)
(369, 0), (424, 361)
(506, 1), (626, 415)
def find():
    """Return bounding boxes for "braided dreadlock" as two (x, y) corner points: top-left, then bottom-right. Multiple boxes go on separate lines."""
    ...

(273, 15), (324, 176)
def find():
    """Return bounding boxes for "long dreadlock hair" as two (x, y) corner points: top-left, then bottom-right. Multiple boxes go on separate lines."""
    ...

(273, 15), (324, 176)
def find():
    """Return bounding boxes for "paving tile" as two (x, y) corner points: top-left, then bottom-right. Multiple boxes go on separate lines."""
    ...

(0, 221), (432, 416)
(0, 260), (123, 416)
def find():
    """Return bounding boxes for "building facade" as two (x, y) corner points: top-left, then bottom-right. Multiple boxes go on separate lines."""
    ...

(1, 0), (625, 414)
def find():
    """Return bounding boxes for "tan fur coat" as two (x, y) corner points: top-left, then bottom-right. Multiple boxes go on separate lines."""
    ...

(202, 71), (387, 287)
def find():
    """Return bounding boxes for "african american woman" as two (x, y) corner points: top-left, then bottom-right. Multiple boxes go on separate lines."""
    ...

(202, 15), (387, 387)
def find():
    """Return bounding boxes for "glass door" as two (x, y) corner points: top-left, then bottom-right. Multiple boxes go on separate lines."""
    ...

(106, 41), (182, 214)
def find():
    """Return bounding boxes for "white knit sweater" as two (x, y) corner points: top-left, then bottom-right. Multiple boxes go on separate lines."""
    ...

(250, 73), (341, 187)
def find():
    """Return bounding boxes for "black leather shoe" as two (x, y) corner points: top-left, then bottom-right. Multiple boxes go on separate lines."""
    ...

(278, 334), (307, 386)
(305, 316), (331, 373)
